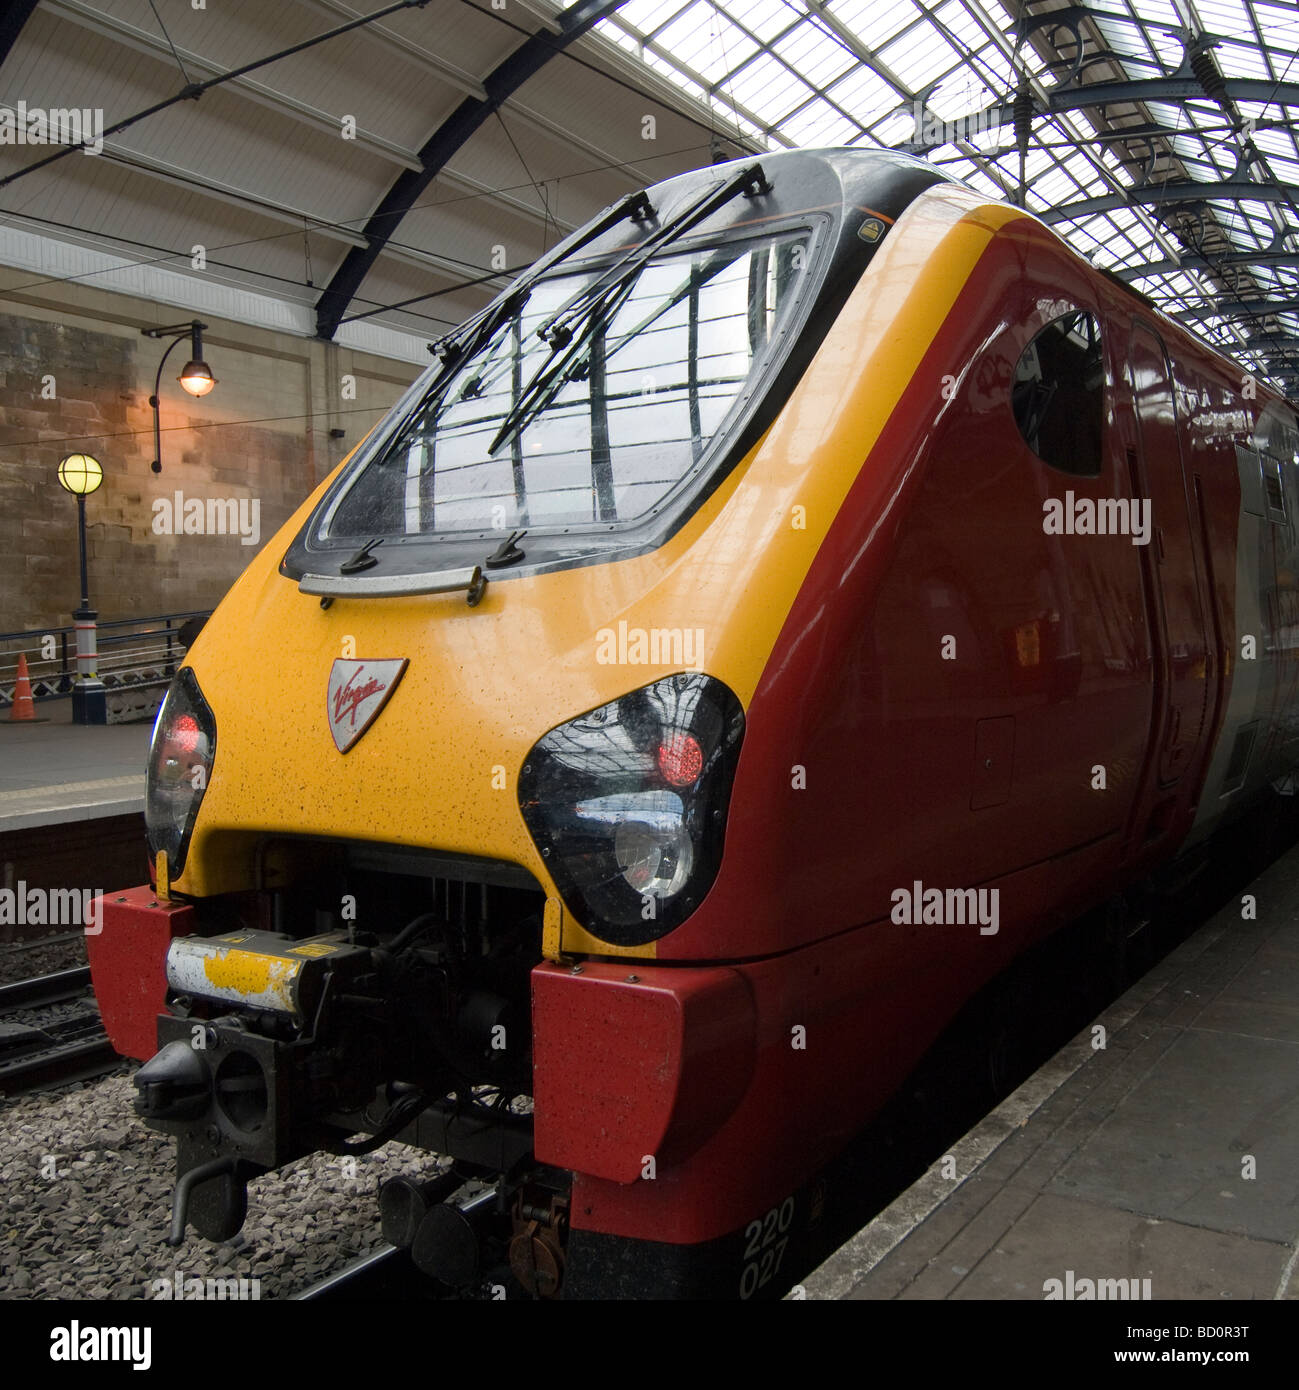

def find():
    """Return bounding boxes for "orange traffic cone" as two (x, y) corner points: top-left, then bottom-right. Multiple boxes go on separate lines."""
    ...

(8, 653), (36, 721)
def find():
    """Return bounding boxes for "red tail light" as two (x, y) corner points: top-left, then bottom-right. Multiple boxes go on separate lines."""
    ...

(657, 733), (703, 787)
(146, 670), (217, 878)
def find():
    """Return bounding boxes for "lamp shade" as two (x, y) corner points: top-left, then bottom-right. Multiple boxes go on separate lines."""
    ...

(178, 360), (217, 397)
(57, 453), (104, 496)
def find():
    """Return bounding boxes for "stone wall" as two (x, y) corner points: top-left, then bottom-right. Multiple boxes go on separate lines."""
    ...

(0, 288), (419, 634)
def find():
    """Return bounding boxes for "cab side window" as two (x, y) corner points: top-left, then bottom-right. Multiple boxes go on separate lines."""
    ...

(1012, 310), (1104, 477)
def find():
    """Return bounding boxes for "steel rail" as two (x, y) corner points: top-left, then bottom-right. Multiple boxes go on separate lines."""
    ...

(0, 967), (92, 1014)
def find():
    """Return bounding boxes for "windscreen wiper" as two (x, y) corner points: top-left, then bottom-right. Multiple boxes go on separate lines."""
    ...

(599, 242), (747, 370)
(486, 278), (637, 458)
(486, 162), (772, 458)
(365, 189), (657, 470)
(485, 529), (527, 568)
(465, 243), (738, 424)
(426, 187), (656, 371)
(536, 163), (771, 350)
(339, 536), (384, 573)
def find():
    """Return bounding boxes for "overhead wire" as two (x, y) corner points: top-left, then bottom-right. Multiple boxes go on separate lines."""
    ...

(0, 207), (463, 330)
(0, 0), (735, 332)
(0, 402), (417, 458)
(145, 0), (195, 87)
(0, 143), (716, 319)
(0, 0), (440, 192)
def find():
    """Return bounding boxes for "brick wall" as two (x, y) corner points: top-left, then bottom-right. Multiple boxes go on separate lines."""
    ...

(0, 303), (417, 633)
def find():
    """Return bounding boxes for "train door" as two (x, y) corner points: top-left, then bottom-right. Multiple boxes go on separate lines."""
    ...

(1128, 322), (1210, 788)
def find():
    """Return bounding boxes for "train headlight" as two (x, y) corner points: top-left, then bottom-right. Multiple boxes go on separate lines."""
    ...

(518, 673), (744, 945)
(613, 814), (694, 898)
(146, 668), (216, 878)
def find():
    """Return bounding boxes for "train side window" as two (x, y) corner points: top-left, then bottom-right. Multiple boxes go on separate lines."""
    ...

(1261, 453), (1287, 523)
(1236, 444), (1266, 517)
(1011, 310), (1104, 477)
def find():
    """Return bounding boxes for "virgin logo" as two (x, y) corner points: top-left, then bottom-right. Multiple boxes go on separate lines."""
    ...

(334, 672), (385, 728)
(326, 658), (408, 753)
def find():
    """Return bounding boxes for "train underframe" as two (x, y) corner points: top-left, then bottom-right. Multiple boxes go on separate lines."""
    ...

(95, 810), (1253, 1299)
(93, 840), (831, 1299)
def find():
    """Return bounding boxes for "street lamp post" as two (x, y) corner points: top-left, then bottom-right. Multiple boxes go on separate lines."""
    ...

(56, 452), (107, 725)
(141, 320), (218, 474)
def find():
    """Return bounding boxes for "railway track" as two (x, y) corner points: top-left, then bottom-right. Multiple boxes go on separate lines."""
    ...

(0, 967), (118, 1096)
(293, 1245), (419, 1300)
(293, 1240), (519, 1301)
(0, 930), (85, 954)
(0, 965), (92, 1010)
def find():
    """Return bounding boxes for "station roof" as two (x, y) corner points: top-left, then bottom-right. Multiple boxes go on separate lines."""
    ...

(1, 1), (1297, 395)
(601, 0), (1299, 397)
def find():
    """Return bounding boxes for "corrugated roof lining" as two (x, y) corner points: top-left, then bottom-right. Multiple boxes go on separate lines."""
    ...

(0, 0), (1294, 390)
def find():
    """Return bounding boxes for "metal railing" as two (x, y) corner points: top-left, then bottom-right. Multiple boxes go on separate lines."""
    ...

(0, 611), (211, 708)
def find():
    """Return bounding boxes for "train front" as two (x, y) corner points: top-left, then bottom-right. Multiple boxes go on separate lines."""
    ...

(88, 148), (957, 1297)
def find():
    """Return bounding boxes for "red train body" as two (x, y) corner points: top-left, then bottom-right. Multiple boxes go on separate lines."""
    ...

(88, 149), (1299, 1297)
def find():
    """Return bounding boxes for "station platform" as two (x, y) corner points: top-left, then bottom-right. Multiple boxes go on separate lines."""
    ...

(0, 706), (150, 944)
(801, 839), (1299, 1302)
(0, 701), (150, 831)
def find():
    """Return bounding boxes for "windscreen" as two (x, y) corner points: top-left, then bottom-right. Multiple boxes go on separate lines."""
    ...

(320, 228), (810, 540)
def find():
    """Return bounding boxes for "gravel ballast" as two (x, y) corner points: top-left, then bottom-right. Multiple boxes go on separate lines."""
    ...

(0, 1072), (435, 1300)
(0, 935), (88, 987)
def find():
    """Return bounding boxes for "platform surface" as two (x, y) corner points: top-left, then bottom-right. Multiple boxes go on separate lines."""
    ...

(0, 701), (150, 829)
(801, 840), (1299, 1301)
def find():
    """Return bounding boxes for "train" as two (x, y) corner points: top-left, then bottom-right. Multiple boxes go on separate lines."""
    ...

(88, 146), (1299, 1299)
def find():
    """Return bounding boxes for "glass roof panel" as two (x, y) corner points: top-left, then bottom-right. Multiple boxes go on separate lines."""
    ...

(1217, 42), (1273, 80)
(1197, 0), (1253, 30)
(772, 19), (859, 89)
(722, 0), (799, 44)
(1137, 0), (1186, 23)
(779, 102), (864, 147)
(597, 0), (1299, 397)
(1254, 3), (1299, 43)
(725, 49), (813, 116)
(614, 0), (684, 34)
(827, 63), (904, 125)
(931, 1), (990, 53)
(877, 29), (959, 91)
(653, 7), (759, 83)
(825, 0), (925, 53)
